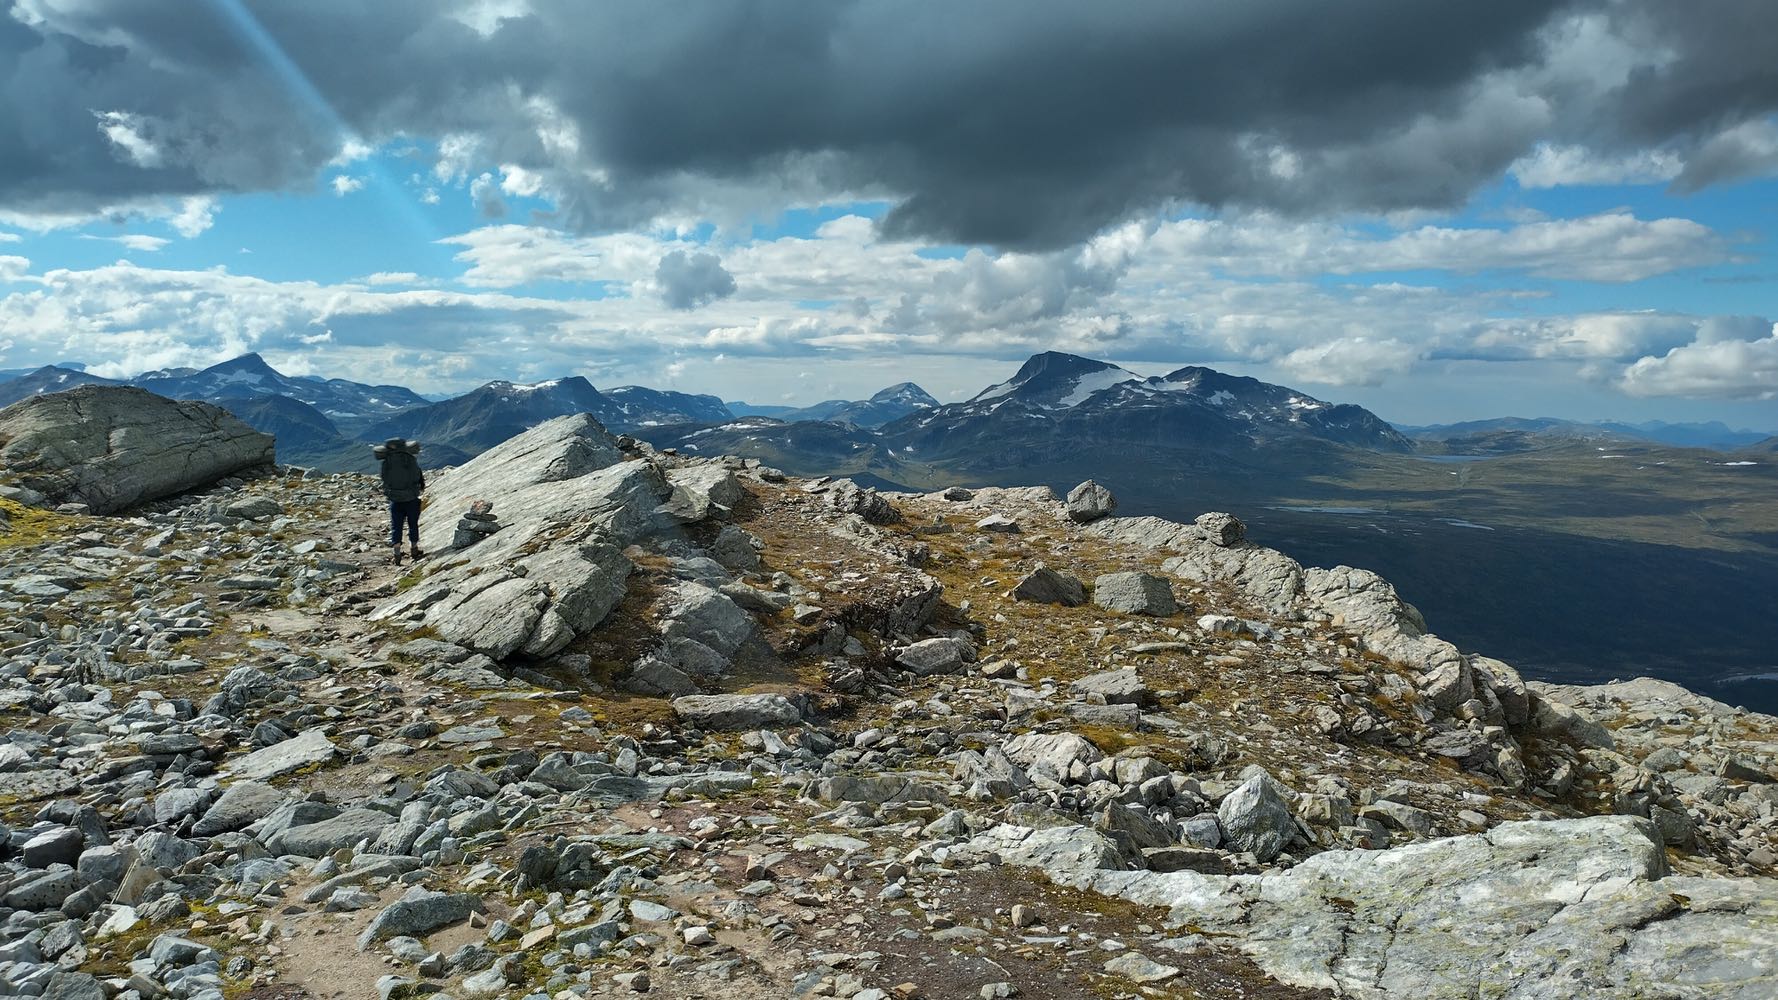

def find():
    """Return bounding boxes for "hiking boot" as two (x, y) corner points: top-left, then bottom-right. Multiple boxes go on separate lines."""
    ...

(409, 543), (425, 560)
(391, 543), (404, 566)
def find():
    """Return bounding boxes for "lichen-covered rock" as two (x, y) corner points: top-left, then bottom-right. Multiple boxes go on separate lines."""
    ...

(1065, 480), (1117, 522)
(1092, 571), (1178, 616)
(1011, 566), (1087, 606)
(662, 464), (746, 522)
(671, 693), (802, 730)
(824, 479), (899, 524)
(895, 636), (973, 676)
(993, 815), (1778, 999)
(1193, 511), (1246, 546)
(1215, 772), (1296, 862)
(1069, 668), (1153, 706)
(1089, 515), (1303, 613)
(0, 386), (273, 514)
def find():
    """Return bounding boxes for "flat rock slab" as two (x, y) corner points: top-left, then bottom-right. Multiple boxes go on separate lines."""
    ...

(791, 833), (872, 854)
(438, 724), (505, 744)
(224, 729), (339, 782)
(268, 807), (397, 857)
(357, 889), (485, 951)
(193, 781), (286, 836)
(0, 769), (81, 803)
(671, 693), (801, 730)
(995, 815), (1778, 1000)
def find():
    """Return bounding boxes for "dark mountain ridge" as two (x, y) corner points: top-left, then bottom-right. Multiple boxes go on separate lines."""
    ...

(877, 352), (1411, 464)
(359, 376), (618, 454)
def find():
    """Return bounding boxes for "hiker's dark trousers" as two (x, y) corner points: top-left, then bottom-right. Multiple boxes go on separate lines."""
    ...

(389, 499), (421, 546)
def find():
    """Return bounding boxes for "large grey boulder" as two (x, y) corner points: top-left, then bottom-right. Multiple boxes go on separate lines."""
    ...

(192, 782), (286, 836)
(1070, 668), (1153, 707)
(370, 415), (671, 659)
(952, 823), (1125, 871)
(1527, 692), (1616, 750)
(0, 386), (273, 513)
(1011, 566), (1087, 606)
(1089, 515), (1305, 614)
(1301, 564), (1466, 680)
(895, 637), (973, 676)
(659, 582), (756, 664)
(823, 479), (899, 524)
(222, 729), (338, 782)
(661, 464), (746, 522)
(266, 808), (396, 857)
(1193, 512), (1246, 547)
(1003, 732), (1103, 782)
(671, 693), (802, 730)
(1216, 773), (1297, 862)
(357, 888), (484, 950)
(1092, 572), (1178, 616)
(1065, 480), (1117, 523)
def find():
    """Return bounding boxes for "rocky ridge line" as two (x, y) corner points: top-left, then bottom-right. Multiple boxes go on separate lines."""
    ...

(0, 395), (1773, 999)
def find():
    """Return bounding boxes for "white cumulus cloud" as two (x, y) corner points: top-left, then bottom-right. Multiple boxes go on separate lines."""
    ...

(1618, 327), (1778, 400)
(1277, 337), (1420, 387)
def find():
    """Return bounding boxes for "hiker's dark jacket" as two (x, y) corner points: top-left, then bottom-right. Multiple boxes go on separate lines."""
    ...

(378, 446), (425, 502)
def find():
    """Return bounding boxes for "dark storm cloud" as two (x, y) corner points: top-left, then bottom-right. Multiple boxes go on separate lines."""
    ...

(4, 0), (1778, 246)
(654, 250), (736, 310)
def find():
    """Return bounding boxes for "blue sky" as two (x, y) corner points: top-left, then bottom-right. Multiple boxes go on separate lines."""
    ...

(1, 2), (1776, 430)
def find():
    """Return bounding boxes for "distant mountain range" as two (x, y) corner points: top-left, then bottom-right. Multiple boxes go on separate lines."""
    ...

(0, 354), (933, 471)
(1401, 416), (1772, 452)
(3, 350), (1769, 478)
(725, 382), (940, 428)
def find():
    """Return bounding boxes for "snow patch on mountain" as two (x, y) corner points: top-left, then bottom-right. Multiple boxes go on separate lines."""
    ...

(1055, 368), (1144, 407)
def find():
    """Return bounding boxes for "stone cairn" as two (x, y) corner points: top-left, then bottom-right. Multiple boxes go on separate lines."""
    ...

(452, 498), (501, 549)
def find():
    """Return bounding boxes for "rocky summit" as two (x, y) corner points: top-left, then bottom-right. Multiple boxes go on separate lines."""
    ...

(0, 400), (1774, 1000)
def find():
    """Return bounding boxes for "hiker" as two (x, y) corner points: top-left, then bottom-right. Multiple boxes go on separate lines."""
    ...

(374, 437), (426, 565)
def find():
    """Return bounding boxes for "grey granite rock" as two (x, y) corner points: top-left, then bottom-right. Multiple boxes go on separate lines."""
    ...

(1011, 566), (1087, 606)
(1065, 480), (1117, 523)
(357, 888), (485, 950)
(1216, 772), (1296, 862)
(671, 693), (801, 730)
(224, 729), (338, 781)
(268, 808), (397, 857)
(1092, 571), (1178, 616)
(0, 386), (273, 514)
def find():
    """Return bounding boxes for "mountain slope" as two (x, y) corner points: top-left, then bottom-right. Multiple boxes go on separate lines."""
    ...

(723, 400), (797, 418)
(212, 393), (343, 454)
(735, 382), (941, 428)
(878, 352), (1411, 466)
(358, 376), (621, 454)
(0, 366), (121, 407)
(136, 353), (431, 421)
(805, 381), (940, 428)
(602, 386), (734, 427)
